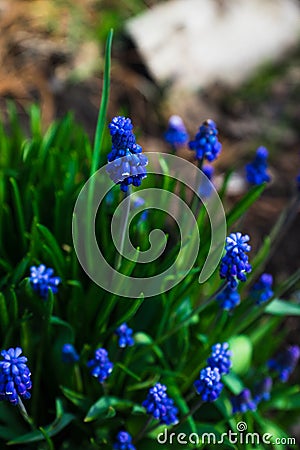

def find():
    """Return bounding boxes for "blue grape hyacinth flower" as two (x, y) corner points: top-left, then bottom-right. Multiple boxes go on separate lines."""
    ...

(113, 431), (136, 450)
(29, 264), (61, 299)
(87, 348), (113, 383)
(142, 383), (179, 425)
(164, 115), (189, 148)
(0, 347), (32, 405)
(194, 367), (223, 402)
(217, 284), (240, 310)
(62, 344), (80, 363)
(231, 388), (256, 414)
(219, 232), (252, 288)
(250, 273), (273, 305)
(268, 345), (300, 382)
(207, 343), (232, 375)
(189, 119), (222, 162)
(199, 165), (215, 198)
(115, 323), (134, 348)
(253, 377), (272, 404)
(106, 116), (148, 192)
(246, 146), (271, 185)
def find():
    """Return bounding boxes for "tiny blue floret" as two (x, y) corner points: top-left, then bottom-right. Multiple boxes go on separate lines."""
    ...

(62, 344), (80, 363)
(194, 367), (223, 402)
(115, 323), (134, 348)
(250, 273), (273, 305)
(164, 115), (189, 148)
(268, 345), (300, 382)
(217, 284), (240, 310)
(87, 348), (113, 383)
(113, 431), (136, 450)
(231, 388), (256, 414)
(219, 232), (252, 288)
(207, 343), (232, 375)
(189, 119), (222, 162)
(142, 383), (179, 425)
(246, 146), (271, 185)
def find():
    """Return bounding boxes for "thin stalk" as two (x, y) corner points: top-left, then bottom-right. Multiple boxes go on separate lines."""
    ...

(18, 397), (35, 429)
(133, 417), (153, 444)
(115, 188), (131, 271)
(175, 399), (204, 428)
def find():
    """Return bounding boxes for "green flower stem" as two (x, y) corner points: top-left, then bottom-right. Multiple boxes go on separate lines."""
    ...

(18, 396), (35, 429)
(115, 188), (131, 271)
(175, 399), (204, 429)
(133, 417), (153, 444)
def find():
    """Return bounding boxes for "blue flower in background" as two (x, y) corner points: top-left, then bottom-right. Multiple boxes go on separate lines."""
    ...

(0, 347), (32, 405)
(268, 345), (300, 382)
(199, 165), (215, 198)
(207, 343), (232, 375)
(194, 367), (223, 402)
(246, 146), (271, 185)
(115, 323), (134, 348)
(189, 119), (222, 162)
(142, 383), (179, 425)
(62, 344), (79, 363)
(87, 348), (113, 383)
(217, 284), (240, 310)
(106, 116), (148, 192)
(220, 232), (252, 288)
(250, 273), (273, 305)
(231, 388), (256, 413)
(29, 264), (61, 299)
(253, 377), (272, 404)
(113, 431), (136, 450)
(164, 115), (189, 148)
(297, 173), (300, 191)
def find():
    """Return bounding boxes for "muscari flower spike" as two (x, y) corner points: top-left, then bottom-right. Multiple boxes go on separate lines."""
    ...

(0, 347), (32, 405)
(253, 377), (272, 404)
(199, 165), (215, 198)
(296, 173), (300, 191)
(142, 383), (179, 425)
(113, 431), (136, 450)
(62, 344), (79, 364)
(250, 273), (273, 305)
(194, 367), (223, 402)
(231, 388), (256, 414)
(87, 348), (113, 383)
(217, 284), (240, 310)
(189, 119), (222, 162)
(207, 343), (232, 375)
(164, 115), (189, 148)
(29, 264), (61, 299)
(106, 116), (148, 192)
(115, 323), (134, 348)
(268, 345), (300, 382)
(219, 232), (252, 288)
(246, 146), (271, 185)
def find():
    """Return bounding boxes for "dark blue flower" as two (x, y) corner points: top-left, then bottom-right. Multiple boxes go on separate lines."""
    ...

(231, 388), (256, 414)
(189, 119), (222, 162)
(199, 165), (215, 198)
(217, 285), (240, 310)
(107, 116), (148, 192)
(219, 232), (252, 288)
(164, 115), (189, 148)
(253, 377), (272, 404)
(246, 146), (271, 185)
(297, 173), (300, 191)
(0, 347), (32, 405)
(29, 264), (61, 299)
(194, 367), (223, 402)
(268, 345), (300, 382)
(250, 273), (273, 305)
(142, 383), (179, 425)
(207, 343), (232, 375)
(115, 323), (134, 348)
(62, 344), (79, 363)
(113, 431), (136, 450)
(87, 348), (113, 383)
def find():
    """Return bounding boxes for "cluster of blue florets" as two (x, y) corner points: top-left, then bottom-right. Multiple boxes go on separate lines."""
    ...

(113, 431), (136, 450)
(189, 119), (222, 162)
(220, 232), (252, 288)
(106, 116), (148, 192)
(250, 273), (273, 305)
(87, 348), (114, 383)
(268, 345), (300, 382)
(164, 115), (189, 148)
(0, 347), (32, 405)
(207, 343), (232, 375)
(29, 264), (61, 299)
(253, 377), (273, 404)
(231, 388), (256, 414)
(142, 383), (179, 425)
(115, 323), (134, 348)
(62, 344), (80, 363)
(246, 146), (271, 185)
(217, 284), (241, 310)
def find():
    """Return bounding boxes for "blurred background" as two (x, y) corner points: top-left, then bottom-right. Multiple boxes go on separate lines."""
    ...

(0, 0), (299, 278)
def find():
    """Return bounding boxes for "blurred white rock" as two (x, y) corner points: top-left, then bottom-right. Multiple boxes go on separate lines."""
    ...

(126, 0), (300, 90)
